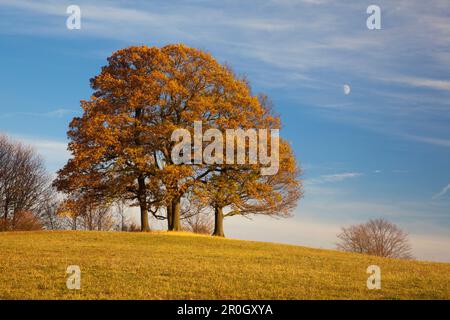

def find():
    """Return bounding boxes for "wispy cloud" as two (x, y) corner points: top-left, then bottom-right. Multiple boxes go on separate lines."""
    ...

(379, 76), (450, 91)
(9, 134), (70, 173)
(0, 108), (76, 119)
(306, 172), (363, 185)
(405, 134), (450, 148)
(432, 184), (450, 200)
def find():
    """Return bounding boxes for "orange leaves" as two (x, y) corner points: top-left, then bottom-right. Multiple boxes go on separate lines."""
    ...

(55, 43), (302, 227)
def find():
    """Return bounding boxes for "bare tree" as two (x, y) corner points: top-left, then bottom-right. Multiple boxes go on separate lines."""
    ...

(57, 195), (114, 231)
(0, 135), (53, 231)
(114, 198), (129, 231)
(337, 218), (413, 259)
(11, 211), (42, 231)
(182, 209), (214, 235)
(38, 193), (63, 230)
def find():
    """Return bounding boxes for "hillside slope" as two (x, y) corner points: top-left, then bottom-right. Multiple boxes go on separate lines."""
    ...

(0, 231), (449, 299)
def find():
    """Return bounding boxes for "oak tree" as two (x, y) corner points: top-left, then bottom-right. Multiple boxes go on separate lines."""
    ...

(56, 44), (284, 231)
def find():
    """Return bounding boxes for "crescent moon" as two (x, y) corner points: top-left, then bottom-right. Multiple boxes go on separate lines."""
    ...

(343, 84), (351, 95)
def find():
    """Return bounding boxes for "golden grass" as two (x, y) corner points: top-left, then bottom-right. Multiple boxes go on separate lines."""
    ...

(0, 230), (449, 299)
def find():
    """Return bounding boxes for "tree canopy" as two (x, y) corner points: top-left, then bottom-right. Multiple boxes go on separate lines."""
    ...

(54, 44), (303, 236)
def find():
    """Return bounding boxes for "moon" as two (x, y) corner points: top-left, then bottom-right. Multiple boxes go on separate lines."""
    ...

(343, 84), (351, 95)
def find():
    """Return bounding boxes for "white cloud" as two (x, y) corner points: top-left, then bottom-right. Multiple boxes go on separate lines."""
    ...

(306, 172), (363, 185)
(405, 134), (450, 148)
(379, 76), (450, 91)
(10, 134), (70, 173)
(0, 108), (76, 119)
(432, 184), (450, 200)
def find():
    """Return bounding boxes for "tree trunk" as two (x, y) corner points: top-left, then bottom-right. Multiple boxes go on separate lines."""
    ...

(212, 206), (225, 237)
(3, 201), (8, 231)
(138, 175), (150, 232)
(87, 210), (93, 231)
(12, 209), (17, 230)
(167, 204), (173, 230)
(171, 197), (181, 231)
(139, 202), (150, 232)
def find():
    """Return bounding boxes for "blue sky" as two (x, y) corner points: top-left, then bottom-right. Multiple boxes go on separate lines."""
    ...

(1, 0), (450, 261)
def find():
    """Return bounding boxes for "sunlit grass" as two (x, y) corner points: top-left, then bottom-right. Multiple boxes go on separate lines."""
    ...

(0, 231), (449, 299)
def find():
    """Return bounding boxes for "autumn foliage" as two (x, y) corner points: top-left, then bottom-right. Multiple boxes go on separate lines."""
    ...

(54, 44), (303, 235)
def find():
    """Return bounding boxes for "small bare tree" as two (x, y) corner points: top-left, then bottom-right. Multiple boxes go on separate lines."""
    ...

(57, 195), (114, 231)
(38, 194), (63, 230)
(182, 210), (214, 235)
(337, 218), (413, 259)
(114, 198), (129, 231)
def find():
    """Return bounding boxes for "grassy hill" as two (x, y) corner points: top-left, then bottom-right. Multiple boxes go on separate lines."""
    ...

(0, 231), (449, 299)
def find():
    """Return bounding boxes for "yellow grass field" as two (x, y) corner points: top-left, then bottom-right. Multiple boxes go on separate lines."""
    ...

(0, 231), (449, 300)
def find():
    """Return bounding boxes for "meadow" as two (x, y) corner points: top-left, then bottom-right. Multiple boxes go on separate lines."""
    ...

(0, 231), (449, 299)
